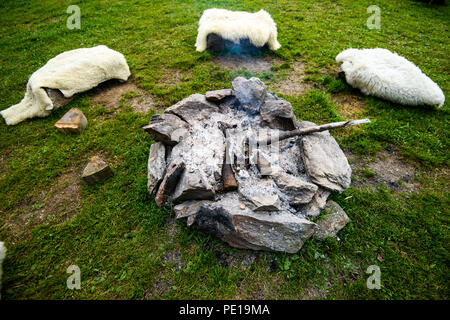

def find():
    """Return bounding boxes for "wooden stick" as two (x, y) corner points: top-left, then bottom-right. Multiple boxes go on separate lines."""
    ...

(218, 121), (239, 190)
(222, 163), (238, 191)
(155, 161), (185, 207)
(259, 119), (371, 145)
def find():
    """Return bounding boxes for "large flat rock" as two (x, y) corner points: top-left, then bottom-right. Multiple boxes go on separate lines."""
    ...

(155, 161), (185, 207)
(192, 194), (317, 253)
(261, 96), (297, 131)
(174, 200), (214, 227)
(143, 113), (189, 145)
(147, 142), (166, 196)
(274, 172), (318, 205)
(55, 108), (87, 134)
(168, 121), (225, 202)
(301, 188), (331, 217)
(232, 77), (267, 113)
(82, 156), (113, 185)
(166, 93), (219, 123)
(205, 89), (234, 102)
(314, 201), (350, 239)
(238, 177), (281, 211)
(171, 168), (215, 202)
(299, 121), (352, 192)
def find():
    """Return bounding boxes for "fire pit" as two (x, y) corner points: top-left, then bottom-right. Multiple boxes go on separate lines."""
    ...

(144, 77), (369, 253)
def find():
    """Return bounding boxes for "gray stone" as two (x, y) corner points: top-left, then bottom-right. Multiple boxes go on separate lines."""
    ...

(193, 194), (317, 253)
(274, 172), (318, 205)
(166, 93), (219, 123)
(256, 151), (272, 176)
(167, 119), (225, 196)
(155, 161), (185, 207)
(278, 139), (305, 176)
(143, 113), (189, 145)
(205, 89), (234, 102)
(232, 77), (267, 112)
(147, 142), (166, 196)
(54, 108), (87, 134)
(82, 156), (114, 185)
(261, 98), (297, 131)
(218, 95), (239, 111)
(255, 151), (281, 176)
(174, 200), (213, 220)
(299, 121), (352, 192)
(186, 214), (196, 227)
(314, 200), (350, 240)
(247, 193), (281, 211)
(171, 169), (215, 202)
(302, 188), (331, 217)
(238, 177), (281, 211)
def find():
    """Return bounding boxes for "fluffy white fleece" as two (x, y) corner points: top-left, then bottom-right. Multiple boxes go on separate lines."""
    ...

(195, 8), (281, 52)
(1, 45), (131, 125)
(0, 242), (5, 299)
(336, 48), (445, 108)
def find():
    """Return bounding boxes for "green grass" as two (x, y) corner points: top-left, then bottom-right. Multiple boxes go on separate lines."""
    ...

(0, 0), (449, 299)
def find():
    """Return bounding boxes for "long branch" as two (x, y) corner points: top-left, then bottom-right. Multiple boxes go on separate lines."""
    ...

(259, 119), (371, 145)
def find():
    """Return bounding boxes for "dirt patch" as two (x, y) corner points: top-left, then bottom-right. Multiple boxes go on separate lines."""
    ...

(0, 150), (9, 176)
(145, 219), (183, 299)
(269, 61), (313, 96)
(158, 69), (192, 87)
(300, 285), (329, 300)
(162, 250), (184, 272)
(89, 79), (155, 113)
(5, 168), (82, 243)
(162, 221), (184, 272)
(332, 92), (367, 119)
(214, 248), (257, 270)
(124, 93), (156, 113)
(346, 148), (419, 193)
(42, 170), (82, 221)
(145, 276), (173, 299)
(232, 277), (272, 300)
(165, 218), (181, 244)
(213, 54), (283, 73)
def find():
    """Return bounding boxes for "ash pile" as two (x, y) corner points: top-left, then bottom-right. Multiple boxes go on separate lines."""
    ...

(144, 77), (354, 253)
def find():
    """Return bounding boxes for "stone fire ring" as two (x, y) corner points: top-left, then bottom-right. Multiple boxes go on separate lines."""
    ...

(143, 77), (351, 253)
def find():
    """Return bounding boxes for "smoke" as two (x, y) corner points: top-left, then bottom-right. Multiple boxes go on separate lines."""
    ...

(206, 33), (267, 56)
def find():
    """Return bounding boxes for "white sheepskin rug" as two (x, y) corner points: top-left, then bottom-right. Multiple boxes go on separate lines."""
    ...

(336, 48), (445, 108)
(195, 8), (281, 52)
(1, 45), (131, 125)
(0, 242), (5, 299)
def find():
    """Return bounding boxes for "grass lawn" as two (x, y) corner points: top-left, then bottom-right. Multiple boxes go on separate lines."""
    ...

(0, 0), (448, 299)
